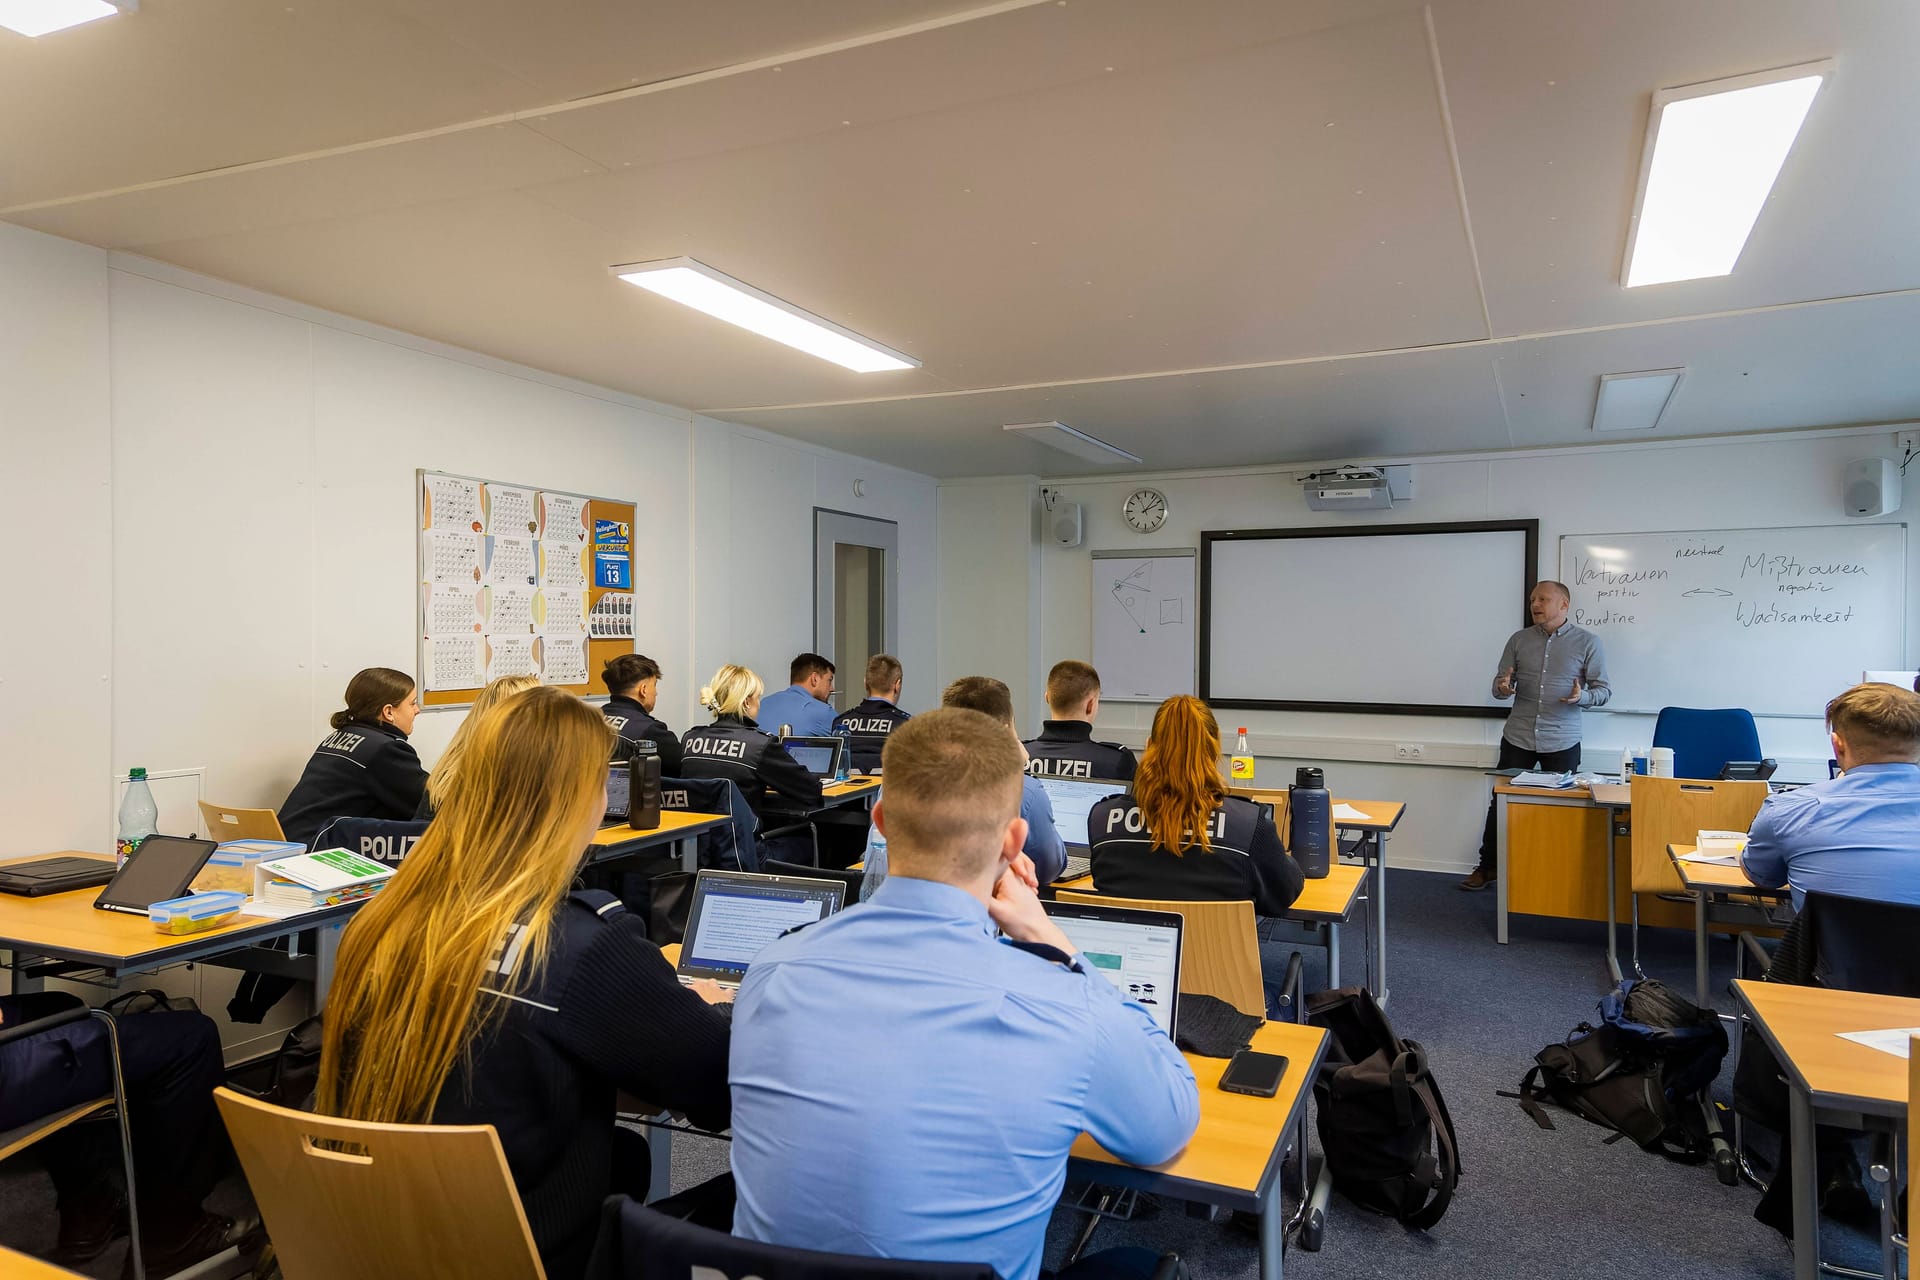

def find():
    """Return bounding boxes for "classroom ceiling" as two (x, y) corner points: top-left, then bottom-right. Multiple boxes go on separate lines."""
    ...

(5, 0), (1917, 477)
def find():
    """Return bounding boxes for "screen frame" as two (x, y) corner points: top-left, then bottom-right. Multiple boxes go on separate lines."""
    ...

(1043, 899), (1184, 1040)
(1199, 519), (1539, 717)
(675, 869), (846, 982)
(779, 735), (845, 778)
(94, 835), (218, 914)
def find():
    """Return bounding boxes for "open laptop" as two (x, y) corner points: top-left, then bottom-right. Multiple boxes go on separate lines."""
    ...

(675, 868), (846, 988)
(0, 855), (117, 897)
(1032, 776), (1129, 880)
(1043, 898), (1184, 1040)
(779, 735), (844, 780)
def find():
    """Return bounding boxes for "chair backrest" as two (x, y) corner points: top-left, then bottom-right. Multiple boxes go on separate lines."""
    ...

(583, 1196), (999, 1280)
(1910, 1034), (1917, 1244)
(1055, 889), (1263, 1017)
(762, 859), (864, 902)
(1628, 775), (1768, 895)
(311, 816), (430, 867)
(1651, 707), (1763, 782)
(199, 801), (287, 842)
(212, 1087), (546, 1280)
(1800, 891), (1920, 997)
(660, 776), (759, 872)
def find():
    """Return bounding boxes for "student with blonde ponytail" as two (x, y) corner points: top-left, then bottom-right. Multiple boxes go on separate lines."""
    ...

(412, 672), (540, 820)
(680, 663), (823, 823)
(1086, 695), (1303, 916)
(318, 686), (733, 1279)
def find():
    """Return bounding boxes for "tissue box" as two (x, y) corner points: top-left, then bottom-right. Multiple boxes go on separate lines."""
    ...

(194, 839), (304, 894)
(150, 890), (246, 935)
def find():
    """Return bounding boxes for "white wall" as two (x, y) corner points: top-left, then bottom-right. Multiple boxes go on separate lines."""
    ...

(936, 478), (1045, 727)
(941, 429), (1920, 872)
(0, 224), (112, 852)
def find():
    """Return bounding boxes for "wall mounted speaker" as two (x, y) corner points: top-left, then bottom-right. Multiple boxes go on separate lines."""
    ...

(1843, 457), (1900, 518)
(1052, 501), (1084, 547)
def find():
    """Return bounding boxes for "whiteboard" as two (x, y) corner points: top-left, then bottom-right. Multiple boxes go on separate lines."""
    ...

(1559, 525), (1907, 716)
(1091, 549), (1197, 701)
(1203, 523), (1534, 715)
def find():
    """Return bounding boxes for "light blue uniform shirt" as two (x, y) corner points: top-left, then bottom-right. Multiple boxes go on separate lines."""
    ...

(1741, 762), (1920, 910)
(757, 684), (836, 737)
(1020, 775), (1067, 884)
(730, 876), (1199, 1280)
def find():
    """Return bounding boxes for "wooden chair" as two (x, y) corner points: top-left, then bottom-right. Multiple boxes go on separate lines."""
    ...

(0, 1005), (144, 1279)
(1055, 890), (1265, 1018)
(198, 802), (287, 843)
(0, 1244), (90, 1278)
(1906, 1036), (1915, 1262)
(212, 1087), (545, 1280)
(1627, 775), (1768, 898)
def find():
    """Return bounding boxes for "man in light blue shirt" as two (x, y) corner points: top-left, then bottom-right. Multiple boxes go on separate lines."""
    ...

(731, 708), (1199, 1280)
(1743, 682), (1920, 910)
(942, 676), (1068, 883)
(756, 652), (837, 737)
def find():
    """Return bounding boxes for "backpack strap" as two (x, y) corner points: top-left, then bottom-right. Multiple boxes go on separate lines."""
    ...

(1400, 1075), (1460, 1231)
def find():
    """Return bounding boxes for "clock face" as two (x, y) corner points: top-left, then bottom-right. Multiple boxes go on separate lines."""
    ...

(1124, 487), (1168, 532)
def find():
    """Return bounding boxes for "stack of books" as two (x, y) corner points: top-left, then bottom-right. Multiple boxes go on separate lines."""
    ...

(253, 848), (395, 910)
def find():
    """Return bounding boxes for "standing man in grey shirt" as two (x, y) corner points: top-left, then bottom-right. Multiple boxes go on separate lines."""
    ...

(1460, 579), (1611, 890)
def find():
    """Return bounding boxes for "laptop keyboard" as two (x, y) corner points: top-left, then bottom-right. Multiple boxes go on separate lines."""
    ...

(1060, 854), (1091, 881)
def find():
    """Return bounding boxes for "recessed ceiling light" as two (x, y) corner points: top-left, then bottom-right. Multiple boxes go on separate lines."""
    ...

(610, 258), (917, 373)
(1622, 61), (1830, 288)
(1592, 368), (1686, 432)
(0, 0), (132, 38)
(1003, 422), (1141, 465)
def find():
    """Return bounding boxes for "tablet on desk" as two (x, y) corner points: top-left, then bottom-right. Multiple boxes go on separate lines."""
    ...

(94, 836), (217, 915)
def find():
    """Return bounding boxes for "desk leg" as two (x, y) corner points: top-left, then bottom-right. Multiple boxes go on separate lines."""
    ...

(1789, 1087), (1819, 1280)
(1495, 793), (1510, 945)
(646, 1122), (674, 1204)
(1694, 892), (1710, 1010)
(675, 835), (697, 875)
(312, 920), (343, 1009)
(1327, 922), (1341, 990)
(1260, 1158), (1285, 1280)
(1372, 833), (1388, 1006)
(1604, 806), (1623, 986)
(6, 948), (47, 995)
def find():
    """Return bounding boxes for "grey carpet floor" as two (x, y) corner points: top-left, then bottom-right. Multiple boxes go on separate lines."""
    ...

(1, 869), (1885, 1278)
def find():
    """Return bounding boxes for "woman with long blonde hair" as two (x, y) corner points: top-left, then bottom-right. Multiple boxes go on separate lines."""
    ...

(318, 686), (733, 1279)
(414, 672), (540, 819)
(680, 663), (823, 824)
(1086, 695), (1302, 915)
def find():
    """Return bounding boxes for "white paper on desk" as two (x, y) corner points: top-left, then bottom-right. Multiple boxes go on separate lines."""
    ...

(1511, 770), (1576, 789)
(1677, 849), (1743, 867)
(1331, 803), (1370, 821)
(240, 899), (326, 920)
(1836, 1028), (1920, 1059)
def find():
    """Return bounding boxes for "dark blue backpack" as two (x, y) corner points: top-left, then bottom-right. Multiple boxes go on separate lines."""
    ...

(1517, 978), (1728, 1162)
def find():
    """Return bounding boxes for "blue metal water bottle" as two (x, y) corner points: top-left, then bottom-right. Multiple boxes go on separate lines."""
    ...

(1289, 765), (1331, 879)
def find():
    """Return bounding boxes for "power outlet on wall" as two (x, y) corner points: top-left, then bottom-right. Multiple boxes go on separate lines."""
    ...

(1394, 743), (1425, 760)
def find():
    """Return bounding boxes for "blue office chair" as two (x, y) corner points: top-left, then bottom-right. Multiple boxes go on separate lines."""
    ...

(311, 816), (430, 867)
(1652, 707), (1763, 781)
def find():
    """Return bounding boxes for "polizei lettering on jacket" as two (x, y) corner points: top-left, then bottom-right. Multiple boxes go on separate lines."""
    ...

(838, 717), (898, 733)
(1103, 803), (1226, 841)
(690, 738), (748, 759)
(319, 730), (368, 754)
(1028, 758), (1092, 778)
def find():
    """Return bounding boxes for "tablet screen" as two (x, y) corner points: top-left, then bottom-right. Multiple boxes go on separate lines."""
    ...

(95, 836), (217, 913)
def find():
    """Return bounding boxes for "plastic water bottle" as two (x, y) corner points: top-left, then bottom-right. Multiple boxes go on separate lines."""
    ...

(116, 767), (158, 866)
(835, 724), (853, 781)
(1289, 765), (1331, 880)
(859, 825), (888, 901)
(1620, 747), (1635, 780)
(628, 742), (662, 830)
(1230, 728), (1255, 785)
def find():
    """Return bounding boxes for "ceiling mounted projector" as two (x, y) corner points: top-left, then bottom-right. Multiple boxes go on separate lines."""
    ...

(1299, 465), (1412, 511)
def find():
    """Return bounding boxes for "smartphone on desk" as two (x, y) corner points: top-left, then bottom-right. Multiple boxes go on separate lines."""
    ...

(1218, 1050), (1289, 1098)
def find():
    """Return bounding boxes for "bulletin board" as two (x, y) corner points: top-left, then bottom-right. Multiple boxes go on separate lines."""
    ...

(416, 470), (637, 708)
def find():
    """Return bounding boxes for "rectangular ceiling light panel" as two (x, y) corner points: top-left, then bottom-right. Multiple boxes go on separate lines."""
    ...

(1003, 421), (1142, 465)
(611, 258), (917, 373)
(1592, 368), (1686, 432)
(1623, 62), (1830, 288)
(0, 0), (127, 37)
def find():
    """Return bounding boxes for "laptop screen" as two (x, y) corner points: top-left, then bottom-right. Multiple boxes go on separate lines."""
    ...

(678, 870), (846, 983)
(780, 736), (842, 778)
(1043, 900), (1183, 1039)
(1034, 777), (1129, 849)
(605, 761), (631, 822)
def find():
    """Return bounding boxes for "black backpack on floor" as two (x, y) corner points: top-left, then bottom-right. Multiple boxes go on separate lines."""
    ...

(1306, 987), (1462, 1229)
(1516, 978), (1727, 1161)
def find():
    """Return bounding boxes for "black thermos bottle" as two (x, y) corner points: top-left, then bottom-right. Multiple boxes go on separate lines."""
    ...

(1289, 765), (1331, 879)
(629, 741), (662, 830)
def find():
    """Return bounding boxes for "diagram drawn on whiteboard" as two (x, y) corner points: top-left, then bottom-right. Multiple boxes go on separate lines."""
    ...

(1110, 561), (1187, 635)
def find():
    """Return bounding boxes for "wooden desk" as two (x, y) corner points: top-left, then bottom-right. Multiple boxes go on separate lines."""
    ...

(1231, 790), (1405, 1004)
(0, 853), (363, 1002)
(1734, 980), (1918, 1280)
(1667, 845), (1789, 1007)
(588, 810), (731, 872)
(1072, 1019), (1328, 1279)
(820, 777), (882, 803)
(0, 1245), (87, 1278)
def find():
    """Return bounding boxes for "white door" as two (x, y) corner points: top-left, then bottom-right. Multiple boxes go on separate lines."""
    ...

(814, 510), (898, 713)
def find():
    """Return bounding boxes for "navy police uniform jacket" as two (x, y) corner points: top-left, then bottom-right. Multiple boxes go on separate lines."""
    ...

(1023, 720), (1137, 783)
(602, 694), (684, 777)
(436, 890), (732, 1279)
(278, 720), (427, 847)
(1086, 793), (1304, 917)
(830, 697), (912, 773)
(680, 713), (824, 823)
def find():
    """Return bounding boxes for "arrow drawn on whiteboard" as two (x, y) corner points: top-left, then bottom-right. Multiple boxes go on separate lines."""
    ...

(1682, 587), (1733, 598)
